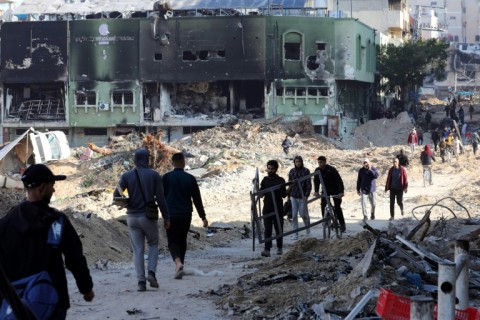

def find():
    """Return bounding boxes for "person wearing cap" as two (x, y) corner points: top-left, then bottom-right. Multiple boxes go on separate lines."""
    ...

(356, 159), (379, 221)
(0, 164), (94, 319)
(287, 155), (312, 240)
(313, 156), (346, 232)
(114, 148), (170, 291)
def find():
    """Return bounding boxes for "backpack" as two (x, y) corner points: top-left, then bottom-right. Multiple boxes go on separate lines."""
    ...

(0, 215), (64, 320)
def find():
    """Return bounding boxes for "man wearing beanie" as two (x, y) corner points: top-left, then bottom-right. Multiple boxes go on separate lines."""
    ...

(356, 159), (379, 220)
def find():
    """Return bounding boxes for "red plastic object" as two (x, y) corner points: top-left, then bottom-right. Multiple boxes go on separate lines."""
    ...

(376, 288), (410, 320)
(376, 288), (480, 320)
(434, 306), (480, 320)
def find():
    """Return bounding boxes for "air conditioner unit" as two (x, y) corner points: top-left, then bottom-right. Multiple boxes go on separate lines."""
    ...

(98, 103), (109, 111)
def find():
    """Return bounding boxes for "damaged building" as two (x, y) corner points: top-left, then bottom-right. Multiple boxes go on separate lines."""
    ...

(0, 0), (376, 147)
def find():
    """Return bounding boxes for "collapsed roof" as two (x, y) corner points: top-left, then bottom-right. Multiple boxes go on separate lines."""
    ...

(13, 0), (322, 15)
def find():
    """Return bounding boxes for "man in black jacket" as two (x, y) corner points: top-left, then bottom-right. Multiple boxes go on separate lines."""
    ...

(0, 164), (94, 320)
(260, 160), (287, 257)
(163, 153), (208, 279)
(396, 149), (410, 167)
(313, 156), (346, 232)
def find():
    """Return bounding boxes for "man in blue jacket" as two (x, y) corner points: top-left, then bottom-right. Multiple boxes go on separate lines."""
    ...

(356, 159), (379, 220)
(163, 153), (208, 279)
(114, 149), (169, 291)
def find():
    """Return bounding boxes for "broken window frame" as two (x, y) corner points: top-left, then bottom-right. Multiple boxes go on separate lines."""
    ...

(182, 50), (226, 62)
(278, 86), (328, 105)
(282, 31), (304, 66)
(111, 90), (135, 113)
(74, 90), (97, 113)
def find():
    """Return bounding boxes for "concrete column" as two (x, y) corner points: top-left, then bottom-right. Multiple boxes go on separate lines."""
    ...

(455, 240), (469, 310)
(411, 296), (435, 320)
(438, 263), (456, 320)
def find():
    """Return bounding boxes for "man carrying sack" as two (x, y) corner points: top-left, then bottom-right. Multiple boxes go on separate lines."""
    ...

(114, 148), (169, 292)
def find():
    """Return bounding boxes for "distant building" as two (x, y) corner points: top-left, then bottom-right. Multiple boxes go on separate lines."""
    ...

(1, 1), (376, 147)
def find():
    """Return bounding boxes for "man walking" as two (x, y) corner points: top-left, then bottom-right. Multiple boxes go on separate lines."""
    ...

(396, 149), (410, 167)
(431, 129), (440, 152)
(287, 156), (311, 240)
(407, 128), (418, 154)
(356, 159), (379, 221)
(385, 158), (408, 220)
(313, 156), (346, 232)
(163, 153), (208, 279)
(260, 160), (287, 257)
(114, 148), (169, 291)
(0, 164), (94, 319)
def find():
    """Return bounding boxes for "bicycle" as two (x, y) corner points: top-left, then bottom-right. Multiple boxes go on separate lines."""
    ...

(422, 165), (432, 187)
(322, 194), (342, 240)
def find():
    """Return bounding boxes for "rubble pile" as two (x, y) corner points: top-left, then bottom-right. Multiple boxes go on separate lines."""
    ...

(209, 221), (480, 319)
(343, 112), (415, 150)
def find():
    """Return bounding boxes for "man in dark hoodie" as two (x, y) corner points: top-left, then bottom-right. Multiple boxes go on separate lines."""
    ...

(313, 156), (346, 232)
(356, 158), (379, 220)
(114, 148), (169, 291)
(0, 164), (94, 319)
(162, 153), (208, 279)
(287, 155), (311, 240)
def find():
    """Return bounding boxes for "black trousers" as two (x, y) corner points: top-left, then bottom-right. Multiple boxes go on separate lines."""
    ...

(321, 197), (345, 227)
(166, 215), (192, 264)
(263, 212), (284, 250)
(389, 189), (404, 218)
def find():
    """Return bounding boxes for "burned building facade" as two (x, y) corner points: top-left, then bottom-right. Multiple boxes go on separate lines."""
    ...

(0, 14), (375, 146)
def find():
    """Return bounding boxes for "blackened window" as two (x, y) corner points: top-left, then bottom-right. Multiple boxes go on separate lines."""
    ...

(84, 128), (107, 135)
(76, 91), (96, 105)
(284, 43), (300, 60)
(112, 91), (134, 105)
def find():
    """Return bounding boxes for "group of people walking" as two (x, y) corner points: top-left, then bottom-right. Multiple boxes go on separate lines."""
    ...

(259, 156), (346, 257)
(0, 149), (209, 319)
(114, 150), (208, 291)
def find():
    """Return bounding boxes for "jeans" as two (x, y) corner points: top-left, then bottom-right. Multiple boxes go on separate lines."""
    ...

(290, 197), (310, 237)
(360, 192), (376, 219)
(127, 216), (159, 282)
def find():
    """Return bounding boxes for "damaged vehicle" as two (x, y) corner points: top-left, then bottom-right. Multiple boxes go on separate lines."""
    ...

(0, 128), (70, 188)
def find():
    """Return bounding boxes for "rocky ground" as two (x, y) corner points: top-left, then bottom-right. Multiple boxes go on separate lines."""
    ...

(0, 106), (479, 319)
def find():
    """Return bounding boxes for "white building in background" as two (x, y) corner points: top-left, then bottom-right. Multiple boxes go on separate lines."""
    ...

(409, 0), (480, 43)
(335, 0), (410, 45)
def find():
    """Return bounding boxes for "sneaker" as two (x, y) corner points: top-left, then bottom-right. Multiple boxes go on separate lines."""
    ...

(276, 248), (283, 255)
(340, 224), (346, 232)
(401, 210), (404, 216)
(370, 214), (375, 220)
(389, 217), (394, 221)
(174, 266), (185, 280)
(138, 281), (146, 292)
(147, 271), (159, 288)
(363, 216), (367, 221)
(261, 250), (271, 257)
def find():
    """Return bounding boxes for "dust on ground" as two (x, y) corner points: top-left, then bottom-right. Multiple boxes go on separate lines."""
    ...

(1, 110), (480, 319)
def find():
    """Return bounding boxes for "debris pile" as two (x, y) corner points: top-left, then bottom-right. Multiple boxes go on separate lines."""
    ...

(208, 217), (480, 319)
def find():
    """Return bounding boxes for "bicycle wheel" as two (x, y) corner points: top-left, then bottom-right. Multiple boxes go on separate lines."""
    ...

(323, 210), (331, 239)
